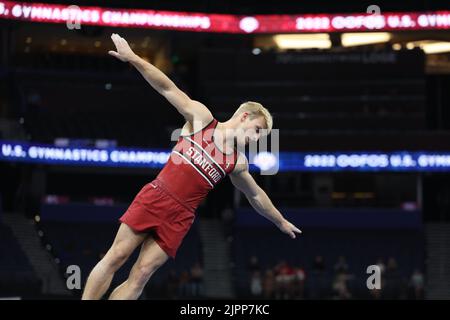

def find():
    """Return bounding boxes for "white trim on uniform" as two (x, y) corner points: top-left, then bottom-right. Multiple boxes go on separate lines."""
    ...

(184, 136), (226, 176)
(172, 150), (214, 188)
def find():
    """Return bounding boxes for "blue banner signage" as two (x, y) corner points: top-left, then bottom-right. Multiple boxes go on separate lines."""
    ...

(1, 140), (450, 172)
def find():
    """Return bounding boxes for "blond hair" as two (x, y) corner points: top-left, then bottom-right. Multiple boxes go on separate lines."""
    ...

(233, 101), (273, 132)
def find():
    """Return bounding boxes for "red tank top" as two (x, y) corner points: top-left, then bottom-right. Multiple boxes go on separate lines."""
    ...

(156, 119), (238, 211)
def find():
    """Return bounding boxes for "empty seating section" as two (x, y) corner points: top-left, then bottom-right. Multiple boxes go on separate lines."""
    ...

(0, 222), (41, 297)
(13, 49), (427, 148)
(19, 72), (181, 147)
(39, 216), (202, 291)
(14, 53), (129, 74)
(198, 49), (426, 132)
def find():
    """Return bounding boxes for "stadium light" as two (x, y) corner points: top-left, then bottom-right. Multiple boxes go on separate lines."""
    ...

(273, 34), (331, 49)
(406, 42), (415, 50)
(416, 41), (450, 54)
(392, 43), (402, 51)
(341, 32), (391, 47)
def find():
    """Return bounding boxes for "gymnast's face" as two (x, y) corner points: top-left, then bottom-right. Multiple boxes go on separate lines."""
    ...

(235, 113), (267, 148)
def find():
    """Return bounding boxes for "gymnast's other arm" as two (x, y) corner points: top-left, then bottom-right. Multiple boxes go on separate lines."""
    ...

(108, 33), (212, 127)
(229, 154), (302, 239)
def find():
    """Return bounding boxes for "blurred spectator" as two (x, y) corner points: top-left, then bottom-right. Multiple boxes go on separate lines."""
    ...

(332, 273), (352, 299)
(384, 257), (402, 299)
(244, 255), (414, 300)
(366, 258), (384, 300)
(409, 269), (424, 300)
(386, 258), (398, 273)
(262, 269), (275, 299)
(334, 256), (349, 275)
(309, 256), (327, 299)
(250, 270), (263, 298)
(376, 258), (386, 275)
(274, 260), (295, 299)
(293, 267), (306, 299)
(190, 262), (204, 297)
(369, 286), (382, 300)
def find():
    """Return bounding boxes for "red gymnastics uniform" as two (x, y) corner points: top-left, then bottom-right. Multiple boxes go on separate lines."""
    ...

(120, 119), (238, 258)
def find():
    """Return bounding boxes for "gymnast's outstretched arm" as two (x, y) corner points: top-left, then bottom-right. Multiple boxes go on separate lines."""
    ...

(230, 153), (302, 239)
(108, 33), (212, 126)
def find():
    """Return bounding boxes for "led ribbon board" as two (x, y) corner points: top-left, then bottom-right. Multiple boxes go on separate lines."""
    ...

(0, 1), (449, 33)
(0, 140), (170, 168)
(1, 140), (450, 172)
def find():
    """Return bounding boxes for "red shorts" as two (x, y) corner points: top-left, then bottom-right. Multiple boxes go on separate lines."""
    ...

(119, 179), (195, 258)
